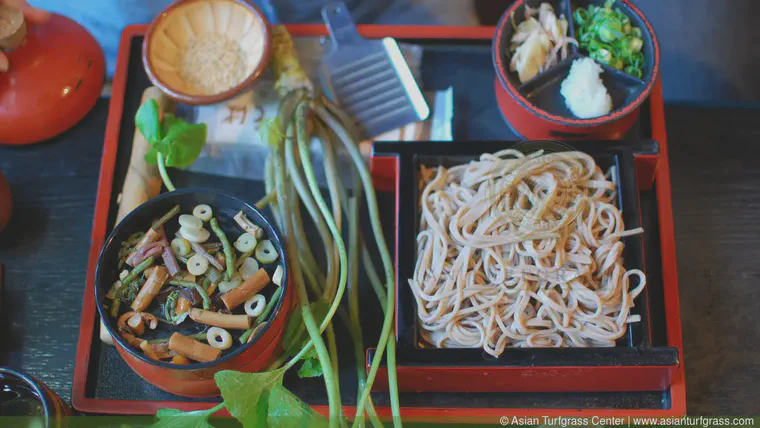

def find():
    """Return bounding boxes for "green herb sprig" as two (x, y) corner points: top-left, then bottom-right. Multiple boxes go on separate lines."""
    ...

(135, 99), (208, 191)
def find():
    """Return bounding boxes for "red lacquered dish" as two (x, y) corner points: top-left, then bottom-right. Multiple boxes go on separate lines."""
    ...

(0, 14), (105, 145)
(492, 0), (660, 139)
(95, 188), (294, 397)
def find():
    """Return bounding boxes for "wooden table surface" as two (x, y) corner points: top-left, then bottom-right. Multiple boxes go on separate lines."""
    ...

(0, 100), (758, 415)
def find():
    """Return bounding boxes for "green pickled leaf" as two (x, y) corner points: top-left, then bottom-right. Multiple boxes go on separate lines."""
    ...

(282, 300), (330, 357)
(215, 368), (287, 428)
(136, 98), (162, 143)
(151, 408), (215, 428)
(267, 383), (329, 428)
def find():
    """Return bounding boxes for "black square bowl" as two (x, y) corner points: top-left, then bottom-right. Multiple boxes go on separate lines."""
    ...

(369, 140), (679, 393)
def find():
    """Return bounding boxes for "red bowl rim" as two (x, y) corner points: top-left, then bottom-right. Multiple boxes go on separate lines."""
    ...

(492, 0), (660, 127)
(94, 188), (289, 371)
(142, 0), (272, 106)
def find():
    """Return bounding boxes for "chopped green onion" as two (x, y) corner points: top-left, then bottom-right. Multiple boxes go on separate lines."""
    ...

(574, 0), (645, 78)
(626, 66), (643, 79)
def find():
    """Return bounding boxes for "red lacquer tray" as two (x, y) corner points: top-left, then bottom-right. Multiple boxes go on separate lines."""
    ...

(72, 24), (685, 422)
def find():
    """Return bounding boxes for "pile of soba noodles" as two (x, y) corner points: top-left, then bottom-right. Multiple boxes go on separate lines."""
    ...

(409, 149), (646, 356)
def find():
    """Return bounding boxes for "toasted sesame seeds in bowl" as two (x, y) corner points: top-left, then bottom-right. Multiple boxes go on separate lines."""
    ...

(143, 0), (272, 105)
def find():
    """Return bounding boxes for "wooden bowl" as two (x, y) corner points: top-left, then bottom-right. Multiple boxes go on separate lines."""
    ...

(143, 0), (271, 105)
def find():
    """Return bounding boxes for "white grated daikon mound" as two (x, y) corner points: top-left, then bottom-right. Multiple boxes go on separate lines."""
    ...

(560, 58), (613, 119)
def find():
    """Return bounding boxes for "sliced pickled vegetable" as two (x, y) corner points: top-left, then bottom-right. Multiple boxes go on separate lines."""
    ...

(193, 204), (213, 222)
(171, 237), (192, 256)
(244, 294), (266, 317)
(254, 240), (278, 264)
(179, 214), (203, 230)
(238, 257), (259, 280)
(272, 265), (284, 287)
(187, 254), (209, 276)
(207, 327), (232, 350)
(218, 274), (242, 293)
(180, 226), (210, 243)
(234, 233), (257, 253)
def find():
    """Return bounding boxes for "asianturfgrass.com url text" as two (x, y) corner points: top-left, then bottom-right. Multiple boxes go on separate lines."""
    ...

(499, 416), (756, 427)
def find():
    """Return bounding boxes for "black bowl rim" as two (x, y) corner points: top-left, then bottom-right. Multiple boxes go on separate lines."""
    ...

(492, 0), (661, 127)
(94, 188), (289, 370)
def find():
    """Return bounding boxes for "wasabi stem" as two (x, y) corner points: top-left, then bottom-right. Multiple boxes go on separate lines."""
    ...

(294, 103), (349, 345)
(274, 123), (341, 428)
(314, 104), (401, 426)
(284, 125), (337, 301)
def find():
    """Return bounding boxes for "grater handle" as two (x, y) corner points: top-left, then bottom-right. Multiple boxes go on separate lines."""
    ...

(321, 2), (362, 48)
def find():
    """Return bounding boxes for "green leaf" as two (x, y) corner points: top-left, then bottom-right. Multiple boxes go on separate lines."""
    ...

(282, 300), (330, 357)
(267, 383), (329, 428)
(297, 350), (323, 378)
(161, 112), (179, 137)
(151, 408), (215, 428)
(144, 148), (159, 165)
(215, 368), (286, 428)
(160, 120), (208, 168)
(136, 98), (162, 143)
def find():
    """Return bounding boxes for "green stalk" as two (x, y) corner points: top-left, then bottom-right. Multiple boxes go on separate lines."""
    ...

(284, 127), (336, 301)
(209, 218), (235, 280)
(348, 192), (367, 425)
(314, 104), (400, 426)
(295, 102), (349, 345)
(362, 241), (388, 310)
(319, 127), (343, 300)
(285, 125), (327, 288)
(152, 205), (180, 230)
(240, 286), (283, 343)
(166, 279), (211, 310)
(323, 123), (385, 428)
(157, 153), (176, 192)
(274, 127), (341, 428)
(263, 153), (280, 228)
(255, 191), (277, 210)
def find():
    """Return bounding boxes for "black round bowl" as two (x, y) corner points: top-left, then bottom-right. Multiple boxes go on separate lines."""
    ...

(95, 188), (289, 371)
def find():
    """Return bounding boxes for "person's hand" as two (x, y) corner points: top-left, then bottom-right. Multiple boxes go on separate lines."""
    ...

(0, 0), (50, 72)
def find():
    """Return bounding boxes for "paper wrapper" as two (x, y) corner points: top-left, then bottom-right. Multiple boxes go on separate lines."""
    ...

(182, 38), (453, 186)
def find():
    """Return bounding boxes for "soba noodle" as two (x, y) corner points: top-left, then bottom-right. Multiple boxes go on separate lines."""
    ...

(409, 150), (646, 355)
